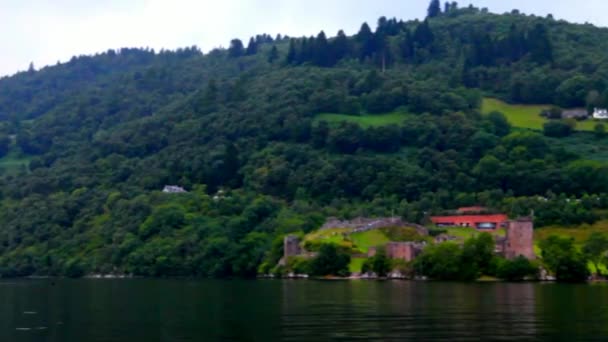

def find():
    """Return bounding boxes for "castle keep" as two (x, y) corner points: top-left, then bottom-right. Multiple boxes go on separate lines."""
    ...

(503, 218), (535, 260)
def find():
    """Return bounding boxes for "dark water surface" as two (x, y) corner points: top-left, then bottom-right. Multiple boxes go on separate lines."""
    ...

(0, 279), (607, 341)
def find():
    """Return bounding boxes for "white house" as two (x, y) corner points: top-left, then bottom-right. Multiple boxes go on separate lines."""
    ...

(162, 185), (187, 193)
(593, 108), (608, 120)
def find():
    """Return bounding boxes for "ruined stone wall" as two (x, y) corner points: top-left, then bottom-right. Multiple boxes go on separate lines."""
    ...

(369, 242), (424, 262)
(504, 218), (535, 260)
(284, 235), (302, 259)
(320, 217), (428, 236)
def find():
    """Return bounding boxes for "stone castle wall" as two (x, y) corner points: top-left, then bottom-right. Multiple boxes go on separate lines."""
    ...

(284, 235), (302, 259)
(504, 218), (535, 260)
(321, 217), (429, 236)
(368, 242), (425, 262)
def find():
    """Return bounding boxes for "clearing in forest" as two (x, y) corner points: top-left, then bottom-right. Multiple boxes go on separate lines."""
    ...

(482, 98), (597, 132)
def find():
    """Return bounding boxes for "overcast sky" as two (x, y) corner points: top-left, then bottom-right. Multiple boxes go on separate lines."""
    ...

(0, 0), (606, 76)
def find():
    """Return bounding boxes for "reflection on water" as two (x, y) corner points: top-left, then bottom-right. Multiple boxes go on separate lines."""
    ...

(280, 281), (541, 340)
(0, 279), (607, 341)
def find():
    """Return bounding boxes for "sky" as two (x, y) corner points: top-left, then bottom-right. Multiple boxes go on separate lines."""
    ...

(0, 0), (607, 77)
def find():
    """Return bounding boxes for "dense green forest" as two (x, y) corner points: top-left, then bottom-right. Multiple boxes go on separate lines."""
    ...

(0, 1), (607, 277)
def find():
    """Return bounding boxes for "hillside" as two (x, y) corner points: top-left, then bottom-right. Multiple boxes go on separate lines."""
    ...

(0, 2), (607, 278)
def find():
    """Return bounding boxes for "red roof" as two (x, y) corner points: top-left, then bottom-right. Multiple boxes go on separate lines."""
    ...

(430, 214), (508, 224)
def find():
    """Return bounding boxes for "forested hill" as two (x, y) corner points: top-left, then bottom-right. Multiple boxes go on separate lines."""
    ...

(0, 2), (607, 278)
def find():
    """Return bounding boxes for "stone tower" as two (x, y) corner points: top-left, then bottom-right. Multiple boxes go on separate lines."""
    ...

(504, 217), (535, 260)
(284, 235), (302, 259)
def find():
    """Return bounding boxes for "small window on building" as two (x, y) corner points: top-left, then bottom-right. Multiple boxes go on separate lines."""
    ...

(477, 222), (496, 230)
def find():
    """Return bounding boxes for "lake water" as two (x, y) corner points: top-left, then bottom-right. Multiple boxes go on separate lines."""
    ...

(0, 279), (607, 341)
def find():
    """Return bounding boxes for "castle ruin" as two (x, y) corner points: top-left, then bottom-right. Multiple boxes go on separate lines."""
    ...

(284, 235), (302, 259)
(368, 242), (426, 262)
(503, 217), (535, 260)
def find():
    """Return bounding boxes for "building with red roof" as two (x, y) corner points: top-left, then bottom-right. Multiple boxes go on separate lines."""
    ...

(430, 209), (508, 231)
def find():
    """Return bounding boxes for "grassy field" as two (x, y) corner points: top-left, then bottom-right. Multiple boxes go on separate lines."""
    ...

(350, 230), (390, 253)
(443, 227), (506, 241)
(534, 220), (608, 245)
(482, 98), (597, 131)
(349, 258), (366, 273)
(534, 220), (608, 274)
(304, 226), (425, 254)
(0, 151), (31, 175)
(313, 111), (411, 128)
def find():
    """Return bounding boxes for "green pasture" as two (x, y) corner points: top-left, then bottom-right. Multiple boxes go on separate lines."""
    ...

(482, 98), (597, 132)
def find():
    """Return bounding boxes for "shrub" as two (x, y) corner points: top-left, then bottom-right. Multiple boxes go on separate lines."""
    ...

(309, 244), (351, 277)
(413, 243), (464, 280)
(362, 246), (392, 276)
(540, 235), (590, 282)
(543, 120), (574, 137)
(496, 256), (538, 281)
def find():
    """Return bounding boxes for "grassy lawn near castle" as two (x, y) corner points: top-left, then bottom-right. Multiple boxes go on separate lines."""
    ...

(443, 227), (506, 241)
(304, 225), (427, 255)
(313, 111), (412, 128)
(534, 220), (608, 244)
(534, 220), (608, 274)
(350, 230), (390, 253)
(349, 258), (366, 273)
(482, 98), (597, 131)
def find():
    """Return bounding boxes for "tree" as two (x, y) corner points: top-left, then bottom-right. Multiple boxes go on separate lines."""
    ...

(444, 2), (451, 13)
(286, 39), (297, 64)
(356, 23), (375, 61)
(332, 30), (350, 61)
(461, 233), (496, 278)
(594, 123), (606, 139)
(363, 246), (392, 276)
(527, 23), (553, 64)
(312, 31), (331, 67)
(555, 75), (590, 108)
(427, 0), (442, 18)
(267, 45), (279, 63)
(496, 256), (538, 281)
(413, 20), (434, 48)
(583, 232), (608, 276)
(0, 134), (10, 158)
(543, 120), (574, 138)
(413, 243), (463, 280)
(400, 30), (415, 61)
(486, 111), (511, 137)
(540, 236), (589, 282)
(309, 244), (350, 276)
(245, 37), (258, 56)
(228, 39), (245, 58)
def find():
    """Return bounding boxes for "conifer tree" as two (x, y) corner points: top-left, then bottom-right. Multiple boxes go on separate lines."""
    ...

(400, 29), (415, 61)
(245, 37), (258, 55)
(427, 0), (442, 18)
(312, 31), (330, 67)
(228, 39), (245, 58)
(528, 23), (553, 64)
(268, 45), (279, 63)
(332, 30), (351, 61)
(356, 23), (376, 61)
(286, 39), (297, 64)
(413, 20), (434, 48)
